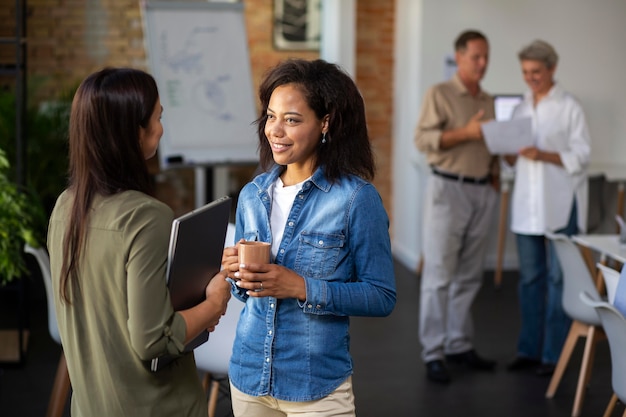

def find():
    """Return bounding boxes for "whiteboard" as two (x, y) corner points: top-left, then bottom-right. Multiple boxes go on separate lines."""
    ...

(141, 1), (258, 168)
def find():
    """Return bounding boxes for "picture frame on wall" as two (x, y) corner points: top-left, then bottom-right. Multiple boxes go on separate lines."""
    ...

(273, 0), (321, 51)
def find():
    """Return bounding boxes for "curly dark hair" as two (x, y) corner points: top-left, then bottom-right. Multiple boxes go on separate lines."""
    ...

(255, 59), (374, 181)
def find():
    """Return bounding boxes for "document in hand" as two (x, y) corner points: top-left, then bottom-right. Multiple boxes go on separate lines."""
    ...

(150, 196), (232, 372)
(481, 117), (533, 155)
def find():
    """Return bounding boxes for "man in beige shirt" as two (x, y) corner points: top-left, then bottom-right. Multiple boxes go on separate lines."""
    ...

(415, 30), (498, 384)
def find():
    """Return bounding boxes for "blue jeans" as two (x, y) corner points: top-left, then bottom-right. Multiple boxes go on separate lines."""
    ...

(515, 201), (578, 365)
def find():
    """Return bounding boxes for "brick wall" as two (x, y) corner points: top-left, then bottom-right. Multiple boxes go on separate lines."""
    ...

(1, 0), (394, 223)
(356, 1), (394, 223)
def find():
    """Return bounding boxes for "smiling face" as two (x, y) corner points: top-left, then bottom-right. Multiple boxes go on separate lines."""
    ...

(264, 84), (328, 183)
(521, 59), (555, 100)
(138, 97), (163, 160)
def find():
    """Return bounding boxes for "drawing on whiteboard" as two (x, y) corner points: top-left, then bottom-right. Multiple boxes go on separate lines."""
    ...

(159, 26), (233, 120)
(192, 77), (233, 121)
(166, 26), (217, 74)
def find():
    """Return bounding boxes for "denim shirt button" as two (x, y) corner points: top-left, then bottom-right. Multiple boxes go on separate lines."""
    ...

(316, 304), (322, 309)
(280, 248), (285, 254)
(298, 195), (304, 199)
(270, 303), (275, 309)
(288, 221), (294, 227)
(265, 357), (270, 362)
(268, 330), (272, 335)
(318, 240), (324, 246)
(307, 304), (313, 308)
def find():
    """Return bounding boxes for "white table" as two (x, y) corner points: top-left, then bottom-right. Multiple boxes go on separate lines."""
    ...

(572, 234), (626, 265)
(572, 234), (626, 292)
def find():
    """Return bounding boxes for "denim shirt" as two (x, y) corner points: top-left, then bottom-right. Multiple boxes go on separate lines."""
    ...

(229, 165), (396, 402)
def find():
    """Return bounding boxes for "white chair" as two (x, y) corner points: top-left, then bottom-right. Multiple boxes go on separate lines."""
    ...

(580, 291), (626, 417)
(544, 232), (606, 417)
(194, 296), (244, 416)
(24, 244), (70, 417)
(596, 263), (620, 304)
(194, 223), (243, 417)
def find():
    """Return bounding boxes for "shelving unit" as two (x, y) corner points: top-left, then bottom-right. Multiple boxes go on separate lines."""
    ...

(0, 0), (28, 365)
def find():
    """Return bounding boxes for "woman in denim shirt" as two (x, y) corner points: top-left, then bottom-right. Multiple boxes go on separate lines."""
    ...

(222, 59), (397, 416)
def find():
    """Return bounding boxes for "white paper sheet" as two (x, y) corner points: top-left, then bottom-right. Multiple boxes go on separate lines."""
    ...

(481, 117), (533, 154)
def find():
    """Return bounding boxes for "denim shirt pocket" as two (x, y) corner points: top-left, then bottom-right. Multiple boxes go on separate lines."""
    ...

(296, 231), (344, 278)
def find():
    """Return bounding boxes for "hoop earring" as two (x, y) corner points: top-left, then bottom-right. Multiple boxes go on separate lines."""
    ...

(321, 132), (327, 144)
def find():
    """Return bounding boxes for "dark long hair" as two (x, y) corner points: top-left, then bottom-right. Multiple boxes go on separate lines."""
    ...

(255, 59), (375, 181)
(60, 67), (158, 303)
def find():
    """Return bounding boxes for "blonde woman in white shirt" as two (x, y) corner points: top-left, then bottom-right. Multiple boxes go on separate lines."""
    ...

(504, 40), (591, 377)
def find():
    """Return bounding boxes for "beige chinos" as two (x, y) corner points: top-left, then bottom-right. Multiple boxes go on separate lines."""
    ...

(419, 175), (497, 362)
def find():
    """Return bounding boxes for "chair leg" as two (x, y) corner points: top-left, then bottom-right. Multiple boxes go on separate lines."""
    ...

(46, 352), (70, 417)
(207, 379), (220, 417)
(494, 188), (509, 288)
(571, 325), (600, 417)
(603, 393), (618, 417)
(202, 372), (210, 392)
(546, 322), (583, 398)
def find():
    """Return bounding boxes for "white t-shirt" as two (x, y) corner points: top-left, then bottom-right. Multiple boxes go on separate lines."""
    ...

(510, 83), (591, 235)
(270, 176), (308, 258)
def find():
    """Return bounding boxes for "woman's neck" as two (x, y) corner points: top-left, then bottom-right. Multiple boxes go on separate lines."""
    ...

(280, 164), (314, 186)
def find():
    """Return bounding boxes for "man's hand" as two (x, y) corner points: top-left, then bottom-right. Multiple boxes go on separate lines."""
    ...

(440, 109), (488, 149)
(464, 109), (486, 140)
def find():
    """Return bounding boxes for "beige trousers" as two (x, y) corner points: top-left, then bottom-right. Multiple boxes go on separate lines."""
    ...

(419, 174), (497, 362)
(230, 377), (356, 417)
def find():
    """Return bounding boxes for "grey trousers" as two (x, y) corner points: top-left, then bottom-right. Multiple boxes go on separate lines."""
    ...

(419, 173), (497, 362)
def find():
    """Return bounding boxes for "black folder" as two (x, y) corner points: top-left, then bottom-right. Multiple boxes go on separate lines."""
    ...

(150, 196), (232, 371)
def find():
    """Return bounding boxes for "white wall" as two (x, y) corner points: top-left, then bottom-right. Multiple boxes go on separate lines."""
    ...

(393, 0), (626, 272)
(319, 0), (356, 77)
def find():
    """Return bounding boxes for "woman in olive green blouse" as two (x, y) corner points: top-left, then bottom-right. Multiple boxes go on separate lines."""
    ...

(47, 67), (231, 416)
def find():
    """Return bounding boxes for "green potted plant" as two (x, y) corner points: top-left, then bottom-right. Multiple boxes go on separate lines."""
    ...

(0, 79), (74, 286)
(0, 148), (46, 286)
(0, 81), (73, 215)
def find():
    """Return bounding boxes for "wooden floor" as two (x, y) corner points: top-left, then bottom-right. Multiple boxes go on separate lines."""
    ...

(0, 259), (622, 417)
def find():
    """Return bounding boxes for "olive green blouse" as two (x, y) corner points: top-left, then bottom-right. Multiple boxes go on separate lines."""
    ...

(47, 190), (207, 417)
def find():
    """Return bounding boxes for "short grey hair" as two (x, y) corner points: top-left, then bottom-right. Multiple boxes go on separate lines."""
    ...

(518, 40), (559, 69)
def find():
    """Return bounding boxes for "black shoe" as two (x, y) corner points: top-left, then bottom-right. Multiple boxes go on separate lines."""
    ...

(445, 349), (496, 371)
(535, 363), (556, 377)
(507, 356), (541, 372)
(425, 360), (451, 384)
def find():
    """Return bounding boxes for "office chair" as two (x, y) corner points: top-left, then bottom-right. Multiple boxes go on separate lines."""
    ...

(194, 223), (243, 417)
(580, 291), (626, 417)
(544, 232), (606, 417)
(24, 244), (70, 417)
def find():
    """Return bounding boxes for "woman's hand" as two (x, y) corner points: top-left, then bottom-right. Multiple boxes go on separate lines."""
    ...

(519, 146), (563, 166)
(235, 263), (306, 301)
(179, 271), (231, 342)
(221, 241), (242, 280)
(519, 146), (542, 160)
(204, 271), (231, 332)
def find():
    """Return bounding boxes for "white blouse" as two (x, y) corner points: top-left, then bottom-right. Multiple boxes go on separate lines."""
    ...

(269, 176), (307, 259)
(510, 83), (591, 235)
